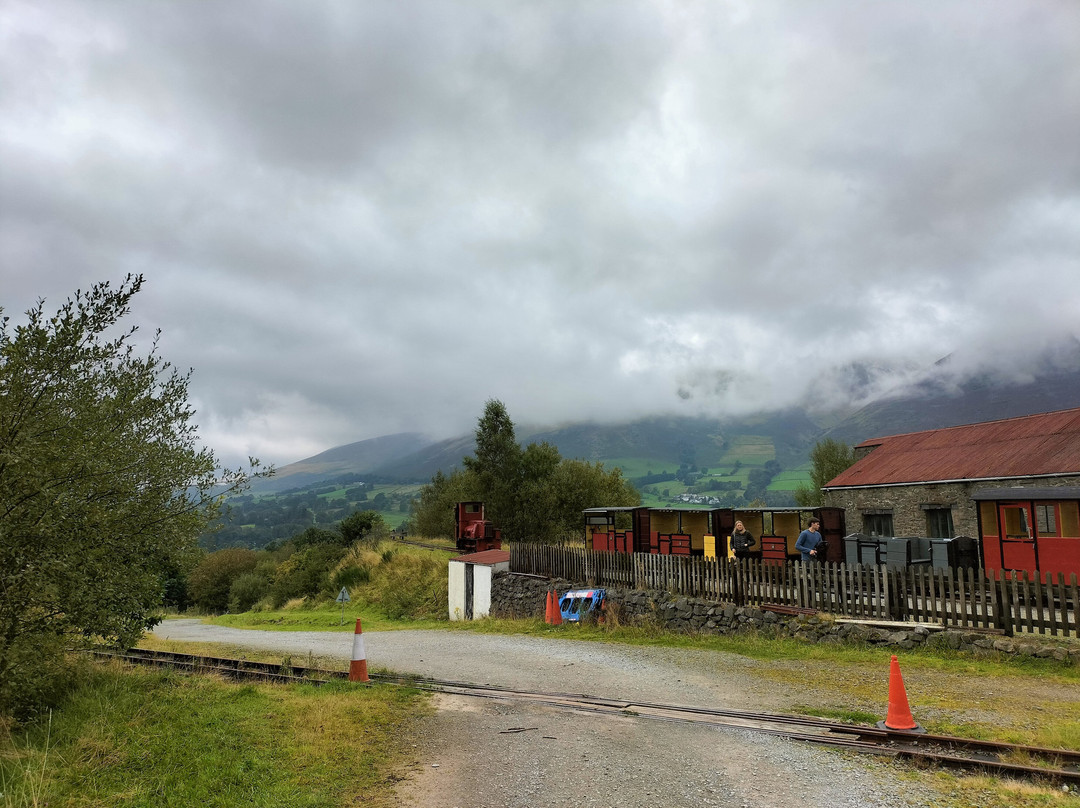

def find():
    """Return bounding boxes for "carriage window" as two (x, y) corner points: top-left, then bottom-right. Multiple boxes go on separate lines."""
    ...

(1062, 502), (1080, 538)
(926, 508), (954, 539)
(1002, 506), (1029, 538)
(863, 513), (894, 538)
(1036, 504), (1059, 537)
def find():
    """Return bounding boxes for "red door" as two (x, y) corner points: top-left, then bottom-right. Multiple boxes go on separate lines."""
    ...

(998, 503), (1037, 571)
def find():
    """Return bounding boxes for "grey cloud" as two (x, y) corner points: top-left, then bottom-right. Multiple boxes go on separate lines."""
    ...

(2, 0), (1079, 469)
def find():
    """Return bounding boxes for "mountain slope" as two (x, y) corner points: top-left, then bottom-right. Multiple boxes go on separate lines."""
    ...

(823, 363), (1080, 445)
(252, 344), (1080, 491)
(249, 432), (432, 492)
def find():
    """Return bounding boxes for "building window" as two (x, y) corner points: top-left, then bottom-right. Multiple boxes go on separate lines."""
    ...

(1035, 503), (1059, 537)
(863, 512), (894, 538)
(926, 508), (954, 539)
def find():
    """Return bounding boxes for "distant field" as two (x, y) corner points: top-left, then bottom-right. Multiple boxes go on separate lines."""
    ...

(717, 435), (775, 467)
(768, 470), (812, 491)
(601, 457), (674, 479)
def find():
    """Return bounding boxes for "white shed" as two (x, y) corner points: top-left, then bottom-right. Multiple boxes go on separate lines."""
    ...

(448, 549), (510, 621)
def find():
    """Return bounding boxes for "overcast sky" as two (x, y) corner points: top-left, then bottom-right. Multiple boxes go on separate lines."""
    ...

(3, 1), (1079, 470)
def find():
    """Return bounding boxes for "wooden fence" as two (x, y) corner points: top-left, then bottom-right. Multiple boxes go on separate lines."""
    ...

(510, 543), (1080, 638)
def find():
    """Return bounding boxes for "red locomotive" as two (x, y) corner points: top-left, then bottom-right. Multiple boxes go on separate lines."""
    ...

(455, 501), (503, 554)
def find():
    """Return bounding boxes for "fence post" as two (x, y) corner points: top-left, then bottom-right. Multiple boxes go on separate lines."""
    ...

(995, 571), (1013, 636)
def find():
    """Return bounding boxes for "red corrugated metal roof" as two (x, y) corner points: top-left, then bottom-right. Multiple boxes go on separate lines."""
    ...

(449, 549), (511, 565)
(825, 407), (1080, 488)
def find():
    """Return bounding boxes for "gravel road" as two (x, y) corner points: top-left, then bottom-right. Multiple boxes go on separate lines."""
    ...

(151, 620), (940, 807)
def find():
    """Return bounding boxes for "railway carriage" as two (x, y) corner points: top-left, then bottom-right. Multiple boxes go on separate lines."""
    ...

(583, 505), (847, 564)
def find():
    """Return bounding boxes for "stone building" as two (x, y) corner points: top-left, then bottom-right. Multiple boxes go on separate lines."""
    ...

(822, 407), (1080, 575)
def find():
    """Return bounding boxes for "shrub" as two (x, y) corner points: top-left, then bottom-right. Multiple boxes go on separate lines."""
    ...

(268, 544), (347, 608)
(331, 564), (372, 591)
(228, 572), (270, 613)
(188, 549), (258, 613)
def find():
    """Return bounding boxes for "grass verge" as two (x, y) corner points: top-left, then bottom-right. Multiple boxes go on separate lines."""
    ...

(206, 602), (447, 633)
(0, 659), (427, 808)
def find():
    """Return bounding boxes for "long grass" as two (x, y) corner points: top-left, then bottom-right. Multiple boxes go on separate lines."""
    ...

(0, 659), (427, 808)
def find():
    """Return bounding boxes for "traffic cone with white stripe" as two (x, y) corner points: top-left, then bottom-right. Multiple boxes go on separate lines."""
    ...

(877, 655), (924, 732)
(348, 617), (369, 682)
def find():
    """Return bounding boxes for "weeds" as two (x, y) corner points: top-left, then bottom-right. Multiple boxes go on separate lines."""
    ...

(0, 711), (51, 808)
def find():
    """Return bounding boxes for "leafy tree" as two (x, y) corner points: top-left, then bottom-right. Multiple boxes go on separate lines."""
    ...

(462, 399), (522, 528)
(188, 548), (258, 613)
(227, 571), (268, 613)
(413, 401), (639, 543)
(544, 459), (638, 540)
(794, 438), (856, 506)
(338, 509), (386, 546)
(0, 276), (260, 717)
(291, 525), (344, 549)
(268, 543), (347, 608)
(411, 468), (476, 538)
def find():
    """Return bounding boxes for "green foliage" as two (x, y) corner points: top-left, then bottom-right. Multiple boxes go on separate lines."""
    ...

(331, 564), (371, 591)
(461, 399), (523, 526)
(338, 509), (385, 546)
(412, 469), (476, 538)
(290, 525), (342, 548)
(362, 552), (448, 620)
(268, 544), (348, 608)
(744, 459), (782, 501)
(188, 548), (258, 613)
(413, 400), (640, 542)
(0, 276), (260, 719)
(188, 512), (389, 614)
(794, 438), (856, 506)
(202, 481), (413, 549)
(227, 571), (270, 613)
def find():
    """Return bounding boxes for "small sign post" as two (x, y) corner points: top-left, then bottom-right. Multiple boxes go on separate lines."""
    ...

(336, 587), (351, 625)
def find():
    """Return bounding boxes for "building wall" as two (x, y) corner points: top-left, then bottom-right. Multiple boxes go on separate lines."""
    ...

(824, 475), (1080, 538)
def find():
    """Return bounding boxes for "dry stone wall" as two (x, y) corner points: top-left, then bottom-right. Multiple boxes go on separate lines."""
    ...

(490, 571), (1080, 665)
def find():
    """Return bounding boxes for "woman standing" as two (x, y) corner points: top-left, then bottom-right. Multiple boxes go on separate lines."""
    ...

(730, 520), (757, 560)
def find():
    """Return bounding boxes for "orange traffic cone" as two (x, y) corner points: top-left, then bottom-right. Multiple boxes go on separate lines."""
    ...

(877, 655), (923, 732)
(348, 617), (369, 682)
(551, 593), (563, 626)
(544, 591), (553, 624)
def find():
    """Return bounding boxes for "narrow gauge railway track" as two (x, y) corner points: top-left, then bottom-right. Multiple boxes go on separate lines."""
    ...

(389, 537), (457, 552)
(96, 648), (1080, 786)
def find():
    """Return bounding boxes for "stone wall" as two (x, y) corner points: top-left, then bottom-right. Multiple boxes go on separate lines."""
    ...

(824, 475), (1080, 539)
(490, 571), (1080, 665)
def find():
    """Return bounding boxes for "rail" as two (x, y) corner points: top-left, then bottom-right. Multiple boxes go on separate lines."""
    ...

(510, 543), (1080, 638)
(95, 649), (1080, 785)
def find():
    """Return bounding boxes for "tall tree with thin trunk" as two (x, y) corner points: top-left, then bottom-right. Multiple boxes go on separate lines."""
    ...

(794, 438), (855, 506)
(462, 399), (523, 529)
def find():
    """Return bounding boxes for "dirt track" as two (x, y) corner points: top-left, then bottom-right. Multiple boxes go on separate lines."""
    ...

(151, 620), (943, 807)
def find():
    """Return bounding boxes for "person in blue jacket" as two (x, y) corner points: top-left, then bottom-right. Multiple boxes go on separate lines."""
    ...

(795, 517), (822, 562)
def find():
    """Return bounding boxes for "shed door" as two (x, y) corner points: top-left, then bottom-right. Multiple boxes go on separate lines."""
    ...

(998, 503), (1037, 571)
(464, 563), (474, 620)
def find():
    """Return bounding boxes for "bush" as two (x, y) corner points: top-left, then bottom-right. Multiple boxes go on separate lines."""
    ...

(0, 633), (72, 721)
(331, 564), (371, 591)
(188, 549), (258, 613)
(268, 544), (347, 608)
(228, 572), (270, 613)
